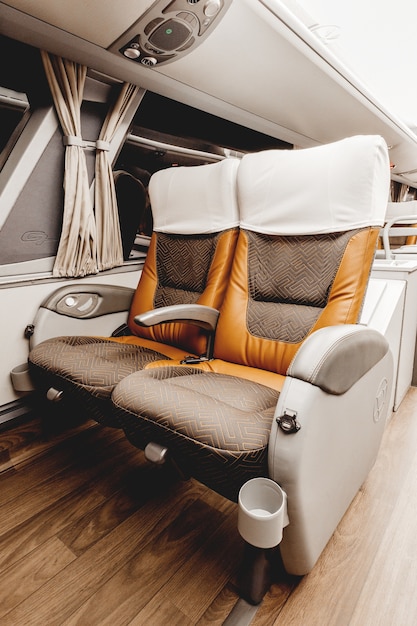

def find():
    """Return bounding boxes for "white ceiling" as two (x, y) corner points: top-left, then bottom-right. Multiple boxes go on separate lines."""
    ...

(1, 0), (155, 47)
(295, 0), (417, 130)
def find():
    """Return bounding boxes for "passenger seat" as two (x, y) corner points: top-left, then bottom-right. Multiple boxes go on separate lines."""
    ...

(28, 158), (240, 426)
(111, 135), (392, 577)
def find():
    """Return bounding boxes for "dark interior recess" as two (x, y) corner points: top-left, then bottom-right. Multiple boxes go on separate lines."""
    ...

(116, 92), (292, 175)
(134, 92), (292, 153)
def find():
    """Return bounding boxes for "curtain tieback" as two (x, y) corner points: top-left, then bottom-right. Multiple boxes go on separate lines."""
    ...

(95, 140), (110, 151)
(63, 136), (110, 151)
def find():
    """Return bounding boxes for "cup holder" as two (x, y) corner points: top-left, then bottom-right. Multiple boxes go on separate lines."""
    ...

(10, 363), (35, 393)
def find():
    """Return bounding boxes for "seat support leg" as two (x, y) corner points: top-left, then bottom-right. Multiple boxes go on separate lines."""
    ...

(238, 542), (273, 605)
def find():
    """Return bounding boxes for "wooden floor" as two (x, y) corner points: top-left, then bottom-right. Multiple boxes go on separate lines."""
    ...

(1, 388), (417, 625)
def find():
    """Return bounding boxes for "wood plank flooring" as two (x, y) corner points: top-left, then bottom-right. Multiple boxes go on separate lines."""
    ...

(1, 388), (417, 625)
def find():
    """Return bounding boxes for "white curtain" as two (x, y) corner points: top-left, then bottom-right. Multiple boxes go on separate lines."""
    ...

(41, 51), (98, 277)
(94, 82), (140, 271)
(42, 52), (140, 276)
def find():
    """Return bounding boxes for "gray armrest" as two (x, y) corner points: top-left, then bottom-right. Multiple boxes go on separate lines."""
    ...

(29, 284), (136, 349)
(40, 284), (135, 319)
(134, 304), (219, 332)
(135, 304), (220, 360)
(287, 325), (389, 395)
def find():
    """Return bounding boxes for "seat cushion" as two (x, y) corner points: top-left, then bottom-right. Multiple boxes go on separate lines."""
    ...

(112, 366), (279, 500)
(27, 158), (240, 427)
(29, 336), (180, 426)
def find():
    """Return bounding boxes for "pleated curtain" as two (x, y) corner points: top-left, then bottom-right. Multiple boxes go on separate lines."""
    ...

(95, 82), (139, 271)
(41, 51), (97, 277)
(42, 51), (139, 276)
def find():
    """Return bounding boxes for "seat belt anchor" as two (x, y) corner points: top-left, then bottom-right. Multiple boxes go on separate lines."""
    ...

(180, 355), (210, 364)
(276, 409), (301, 434)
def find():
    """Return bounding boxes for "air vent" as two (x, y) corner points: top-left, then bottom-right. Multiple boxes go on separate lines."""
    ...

(187, 0), (200, 4)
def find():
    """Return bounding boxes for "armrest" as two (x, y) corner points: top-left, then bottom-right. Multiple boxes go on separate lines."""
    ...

(287, 324), (389, 395)
(40, 284), (135, 318)
(382, 214), (417, 259)
(135, 304), (220, 360)
(134, 304), (219, 332)
(29, 284), (136, 349)
(269, 329), (393, 575)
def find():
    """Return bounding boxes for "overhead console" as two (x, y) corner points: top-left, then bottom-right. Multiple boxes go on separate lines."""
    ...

(109, 0), (232, 67)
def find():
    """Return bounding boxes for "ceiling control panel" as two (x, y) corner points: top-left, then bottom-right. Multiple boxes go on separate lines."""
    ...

(109, 0), (232, 66)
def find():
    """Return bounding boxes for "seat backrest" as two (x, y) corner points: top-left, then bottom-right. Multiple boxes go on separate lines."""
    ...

(213, 135), (390, 374)
(127, 158), (240, 356)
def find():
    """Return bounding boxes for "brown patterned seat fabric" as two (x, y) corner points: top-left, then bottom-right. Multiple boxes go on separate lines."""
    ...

(28, 158), (240, 426)
(29, 230), (238, 426)
(113, 366), (279, 500)
(112, 223), (378, 500)
(29, 337), (169, 425)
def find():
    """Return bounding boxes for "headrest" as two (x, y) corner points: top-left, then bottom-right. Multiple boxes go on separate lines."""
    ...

(149, 158), (240, 234)
(237, 135), (390, 235)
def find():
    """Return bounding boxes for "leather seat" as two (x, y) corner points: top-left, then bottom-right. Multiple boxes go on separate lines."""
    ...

(28, 158), (240, 426)
(111, 135), (393, 576)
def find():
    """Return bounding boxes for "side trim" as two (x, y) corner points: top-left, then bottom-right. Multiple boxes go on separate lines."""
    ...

(0, 399), (32, 429)
(0, 107), (59, 230)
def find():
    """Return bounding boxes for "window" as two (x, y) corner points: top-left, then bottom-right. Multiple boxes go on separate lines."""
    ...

(0, 87), (29, 171)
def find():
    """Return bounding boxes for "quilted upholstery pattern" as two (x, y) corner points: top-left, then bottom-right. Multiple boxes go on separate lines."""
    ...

(247, 229), (357, 342)
(112, 366), (279, 500)
(29, 337), (169, 426)
(213, 225), (379, 374)
(29, 336), (168, 398)
(154, 233), (219, 307)
(127, 227), (239, 354)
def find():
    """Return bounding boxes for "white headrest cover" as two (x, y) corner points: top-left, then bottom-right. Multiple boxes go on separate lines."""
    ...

(149, 158), (239, 234)
(238, 135), (390, 235)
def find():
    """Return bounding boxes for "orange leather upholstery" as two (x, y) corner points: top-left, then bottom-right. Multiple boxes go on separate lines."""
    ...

(213, 227), (379, 374)
(122, 226), (238, 356)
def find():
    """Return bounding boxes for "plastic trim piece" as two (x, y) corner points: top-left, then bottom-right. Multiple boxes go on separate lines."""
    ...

(39, 284), (135, 319)
(109, 0), (233, 66)
(134, 303), (219, 331)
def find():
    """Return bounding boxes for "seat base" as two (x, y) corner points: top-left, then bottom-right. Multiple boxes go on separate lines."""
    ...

(112, 365), (279, 500)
